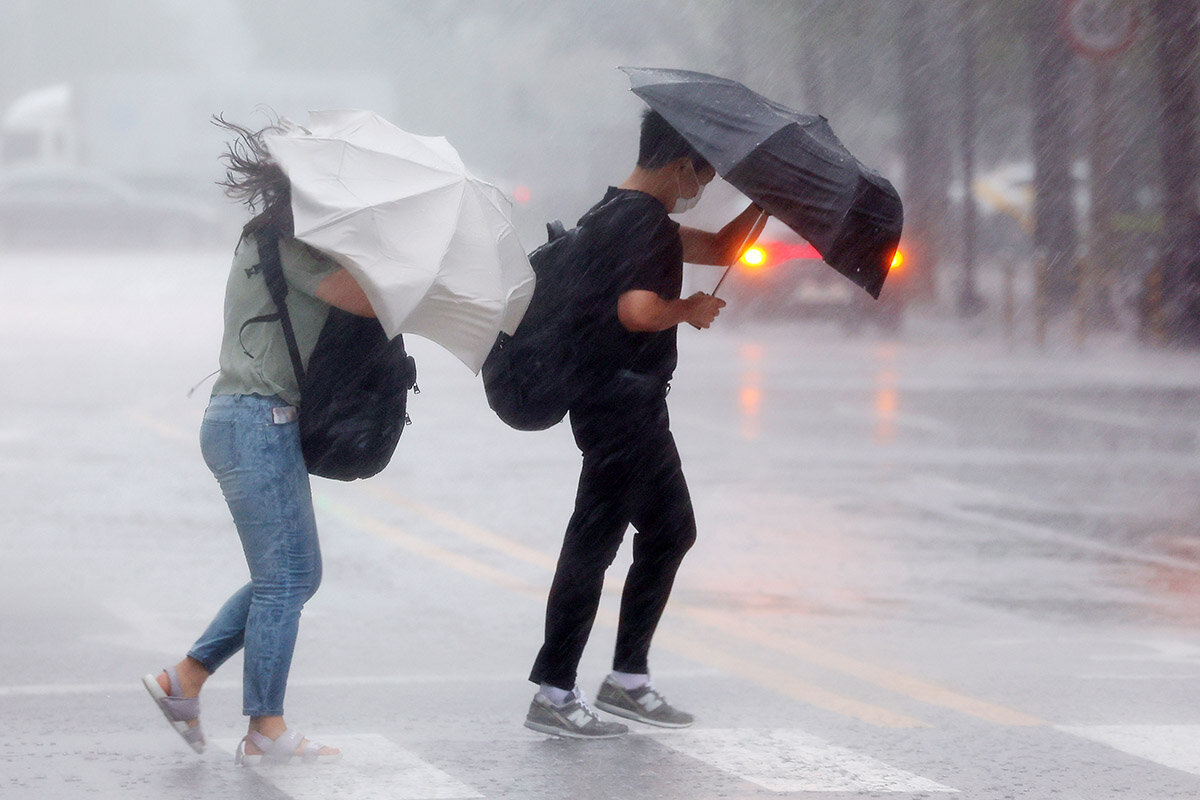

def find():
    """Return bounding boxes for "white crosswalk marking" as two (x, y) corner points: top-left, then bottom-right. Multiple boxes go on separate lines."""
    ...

(656, 728), (957, 793)
(216, 734), (482, 799)
(1059, 725), (1200, 776)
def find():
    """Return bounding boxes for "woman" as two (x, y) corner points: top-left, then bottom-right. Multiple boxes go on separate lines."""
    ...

(142, 118), (374, 764)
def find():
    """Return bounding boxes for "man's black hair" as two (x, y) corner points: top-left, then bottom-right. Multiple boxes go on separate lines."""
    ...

(637, 109), (711, 171)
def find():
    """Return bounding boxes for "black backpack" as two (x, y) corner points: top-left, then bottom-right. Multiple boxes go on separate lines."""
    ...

(250, 232), (418, 481)
(481, 191), (639, 432)
(481, 220), (584, 431)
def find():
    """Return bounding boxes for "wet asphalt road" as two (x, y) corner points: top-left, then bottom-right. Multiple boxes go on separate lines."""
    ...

(2, 250), (1200, 799)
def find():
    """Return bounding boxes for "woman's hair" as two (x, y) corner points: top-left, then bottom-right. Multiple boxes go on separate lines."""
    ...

(637, 109), (710, 172)
(212, 114), (293, 239)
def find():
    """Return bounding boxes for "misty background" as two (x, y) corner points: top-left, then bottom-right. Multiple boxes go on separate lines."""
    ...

(0, 0), (1195, 341)
(4, 6), (1200, 796)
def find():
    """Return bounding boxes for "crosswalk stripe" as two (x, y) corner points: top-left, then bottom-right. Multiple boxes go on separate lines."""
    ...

(1058, 725), (1200, 777)
(214, 734), (482, 799)
(656, 728), (957, 793)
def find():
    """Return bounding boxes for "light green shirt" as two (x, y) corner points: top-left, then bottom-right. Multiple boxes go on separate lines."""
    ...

(211, 235), (341, 407)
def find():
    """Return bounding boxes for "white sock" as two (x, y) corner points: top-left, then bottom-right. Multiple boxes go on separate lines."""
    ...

(609, 671), (650, 691)
(539, 683), (575, 706)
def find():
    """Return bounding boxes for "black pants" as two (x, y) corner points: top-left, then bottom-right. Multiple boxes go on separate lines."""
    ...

(529, 372), (697, 691)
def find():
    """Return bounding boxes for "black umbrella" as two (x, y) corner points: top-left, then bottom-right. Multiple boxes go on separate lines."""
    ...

(622, 66), (903, 299)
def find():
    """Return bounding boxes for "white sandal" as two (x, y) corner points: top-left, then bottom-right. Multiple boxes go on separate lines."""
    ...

(142, 667), (205, 753)
(235, 729), (341, 765)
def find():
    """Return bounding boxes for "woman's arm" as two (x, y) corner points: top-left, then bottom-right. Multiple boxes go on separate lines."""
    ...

(679, 203), (768, 265)
(315, 268), (376, 317)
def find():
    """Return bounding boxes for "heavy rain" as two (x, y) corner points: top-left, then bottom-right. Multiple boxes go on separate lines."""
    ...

(2, 1), (1199, 798)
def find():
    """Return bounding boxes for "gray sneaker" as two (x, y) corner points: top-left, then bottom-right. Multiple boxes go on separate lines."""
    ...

(524, 691), (629, 739)
(594, 677), (694, 728)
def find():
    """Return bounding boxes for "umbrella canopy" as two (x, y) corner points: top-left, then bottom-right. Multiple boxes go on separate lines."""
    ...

(264, 110), (535, 373)
(622, 67), (902, 298)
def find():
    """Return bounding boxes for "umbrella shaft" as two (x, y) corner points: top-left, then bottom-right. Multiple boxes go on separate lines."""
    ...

(713, 208), (768, 298)
(713, 264), (734, 295)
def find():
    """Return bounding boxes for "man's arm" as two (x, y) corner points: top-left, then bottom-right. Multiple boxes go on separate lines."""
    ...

(315, 268), (376, 317)
(618, 289), (726, 332)
(679, 203), (767, 265)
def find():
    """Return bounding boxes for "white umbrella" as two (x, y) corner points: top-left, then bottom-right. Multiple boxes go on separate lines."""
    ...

(263, 109), (535, 373)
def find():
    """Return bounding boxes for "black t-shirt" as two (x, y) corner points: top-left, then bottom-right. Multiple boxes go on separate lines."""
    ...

(572, 187), (683, 384)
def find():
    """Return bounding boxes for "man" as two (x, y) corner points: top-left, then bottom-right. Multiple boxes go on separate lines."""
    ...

(525, 109), (765, 739)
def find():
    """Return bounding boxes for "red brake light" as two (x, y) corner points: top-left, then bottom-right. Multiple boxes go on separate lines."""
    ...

(741, 246), (768, 268)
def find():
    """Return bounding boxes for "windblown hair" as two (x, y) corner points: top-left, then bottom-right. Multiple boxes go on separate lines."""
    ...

(212, 114), (294, 239)
(637, 109), (710, 172)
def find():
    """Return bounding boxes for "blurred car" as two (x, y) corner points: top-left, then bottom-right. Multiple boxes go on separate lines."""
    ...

(718, 216), (906, 332)
(0, 165), (221, 248)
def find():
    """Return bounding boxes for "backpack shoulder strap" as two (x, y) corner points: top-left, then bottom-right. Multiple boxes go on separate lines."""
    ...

(246, 231), (306, 390)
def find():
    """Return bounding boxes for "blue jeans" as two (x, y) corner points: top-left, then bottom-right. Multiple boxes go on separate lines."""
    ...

(188, 394), (322, 717)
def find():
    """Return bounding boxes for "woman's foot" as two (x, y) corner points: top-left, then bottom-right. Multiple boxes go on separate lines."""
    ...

(241, 718), (340, 762)
(142, 659), (209, 753)
(153, 658), (207, 732)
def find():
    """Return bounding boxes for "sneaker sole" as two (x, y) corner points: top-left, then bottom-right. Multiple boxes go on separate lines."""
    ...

(593, 699), (694, 728)
(523, 718), (628, 739)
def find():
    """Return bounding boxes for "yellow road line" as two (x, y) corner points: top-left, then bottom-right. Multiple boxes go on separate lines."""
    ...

(652, 628), (928, 728)
(127, 409), (194, 443)
(677, 605), (1043, 727)
(128, 409), (1021, 729)
(362, 484), (558, 571)
(342, 487), (927, 727)
(333, 490), (925, 727)
(362, 483), (1042, 727)
(315, 494), (544, 599)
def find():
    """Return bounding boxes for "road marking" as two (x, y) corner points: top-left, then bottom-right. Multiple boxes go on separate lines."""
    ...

(677, 605), (1043, 727)
(675, 405), (1200, 469)
(1058, 725), (1200, 777)
(314, 494), (544, 599)
(0, 670), (722, 698)
(126, 410), (1015, 729)
(657, 728), (956, 793)
(127, 408), (194, 443)
(214, 733), (482, 799)
(345, 486), (928, 727)
(828, 404), (955, 434)
(651, 629), (929, 729)
(897, 489), (1200, 575)
(354, 482), (1035, 728)
(1027, 399), (1190, 433)
(362, 484), (558, 571)
(335, 495), (925, 726)
(323, 487), (927, 727)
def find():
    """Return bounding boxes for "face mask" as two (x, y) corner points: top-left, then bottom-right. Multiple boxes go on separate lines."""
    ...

(673, 182), (705, 213)
(672, 163), (705, 213)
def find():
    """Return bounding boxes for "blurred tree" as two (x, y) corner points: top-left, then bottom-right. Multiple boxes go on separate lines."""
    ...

(1150, 0), (1200, 345)
(1027, 0), (1081, 312)
(896, 0), (954, 302)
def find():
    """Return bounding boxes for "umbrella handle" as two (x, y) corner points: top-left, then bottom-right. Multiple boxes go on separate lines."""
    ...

(712, 208), (768, 298)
